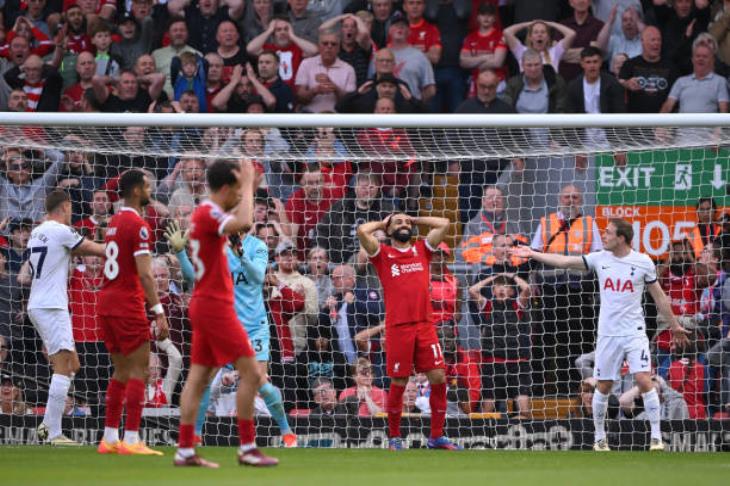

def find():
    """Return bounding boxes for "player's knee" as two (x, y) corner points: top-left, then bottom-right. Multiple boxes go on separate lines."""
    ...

(427, 369), (447, 385)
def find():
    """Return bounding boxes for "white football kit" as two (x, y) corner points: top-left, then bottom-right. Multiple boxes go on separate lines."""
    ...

(583, 250), (657, 381)
(27, 220), (84, 355)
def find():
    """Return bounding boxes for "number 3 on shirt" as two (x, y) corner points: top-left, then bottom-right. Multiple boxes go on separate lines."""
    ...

(190, 239), (205, 281)
(104, 241), (119, 279)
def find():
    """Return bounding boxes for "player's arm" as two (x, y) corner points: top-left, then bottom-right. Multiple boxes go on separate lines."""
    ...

(156, 338), (182, 401)
(647, 281), (691, 346)
(356, 219), (386, 256)
(135, 253), (169, 340)
(513, 273), (532, 308)
(509, 245), (587, 271)
(71, 238), (106, 257)
(414, 216), (449, 249)
(163, 221), (194, 286)
(221, 159), (256, 235)
(468, 274), (499, 308)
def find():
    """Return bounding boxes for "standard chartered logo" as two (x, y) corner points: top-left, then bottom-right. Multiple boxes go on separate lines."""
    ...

(390, 264), (400, 277)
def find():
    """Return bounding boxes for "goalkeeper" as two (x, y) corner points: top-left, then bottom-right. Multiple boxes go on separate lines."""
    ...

(165, 221), (297, 448)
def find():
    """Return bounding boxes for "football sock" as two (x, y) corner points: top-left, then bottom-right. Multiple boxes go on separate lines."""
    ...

(387, 383), (405, 438)
(592, 390), (609, 442)
(44, 374), (71, 440)
(429, 382), (447, 439)
(103, 379), (126, 442)
(194, 385), (212, 436)
(123, 378), (145, 444)
(178, 423), (195, 450)
(238, 418), (256, 448)
(259, 382), (292, 435)
(642, 388), (662, 440)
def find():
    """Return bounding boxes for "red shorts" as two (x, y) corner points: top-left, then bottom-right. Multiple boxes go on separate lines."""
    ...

(189, 297), (254, 367)
(100, 315), (149, 356)
(385, 321), (445, 378)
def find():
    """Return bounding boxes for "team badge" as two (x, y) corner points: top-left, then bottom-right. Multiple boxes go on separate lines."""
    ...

(140, 227), (149, 240)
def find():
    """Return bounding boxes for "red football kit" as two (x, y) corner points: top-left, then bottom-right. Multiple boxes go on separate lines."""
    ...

(98, 207), (152, 355)
(461, 28), (507, 96)
(188, 201), (253, 367)
(407, 19), (442, 54)
(369, 239), (445, 378)
(263, 42), (303, 88)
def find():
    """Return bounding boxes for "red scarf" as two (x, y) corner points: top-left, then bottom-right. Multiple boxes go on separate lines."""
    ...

(268, 286), (305, 362)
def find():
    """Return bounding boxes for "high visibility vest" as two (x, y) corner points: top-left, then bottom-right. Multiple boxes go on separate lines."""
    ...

(690, 224), (721, 259)
(459, 232), (529, 265)
(540, 213), (594, 256)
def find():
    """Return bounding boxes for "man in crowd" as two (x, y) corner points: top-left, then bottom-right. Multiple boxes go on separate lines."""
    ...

(383, 15), (436, 102)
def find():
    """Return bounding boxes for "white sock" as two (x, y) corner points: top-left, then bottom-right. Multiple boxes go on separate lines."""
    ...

(176, 447), (195, 458)
(592, 390), (609, 442)
(103, 427), (119, 443)
(124, 430), (140, 445)
(44, 374), (71, 440)
(239, 443), (256, 454)
(642, 388), (662, 441)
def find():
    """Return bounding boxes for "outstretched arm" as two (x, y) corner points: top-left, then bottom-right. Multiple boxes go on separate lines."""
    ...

(509, 245), (587, 270)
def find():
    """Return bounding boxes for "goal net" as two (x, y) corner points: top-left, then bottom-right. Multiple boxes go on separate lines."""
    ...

(0, 113), (728, 451)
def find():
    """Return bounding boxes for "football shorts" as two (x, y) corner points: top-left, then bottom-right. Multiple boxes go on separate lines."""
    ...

(28, 308), (75, 356)
(190, 298), (254, 367)
(99, 315), (150, 356)
(594, 335), (651, 381)
(385, 321), (445, 378)
(243, 318), (270, 362)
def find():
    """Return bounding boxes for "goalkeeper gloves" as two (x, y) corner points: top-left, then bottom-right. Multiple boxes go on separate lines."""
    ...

(164, 220), (189, 253)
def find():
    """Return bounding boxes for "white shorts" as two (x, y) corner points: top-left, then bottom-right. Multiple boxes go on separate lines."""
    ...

(29, 308), (75, 356)
(594, 335), (651, 381)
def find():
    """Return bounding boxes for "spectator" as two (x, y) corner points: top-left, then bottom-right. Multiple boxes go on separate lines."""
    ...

(0, 252), (22, 346)
(309, 377), (352, 415)
(89, 21), (121, 79)
(319, 13), (373, 87)
(240, 0), (274, 44)
(74, 189), (112, 236)
(661, 42), (729, 114)
(56, 134), (99, 222)
(168, 0), (245, 54)
(338, 357), (386, 416)
(319, 264), (363, 368)
(62, 4), (92, 55)
(60, 51), (96, 112)
(337, 72), (425, 113)
(654, 0), (711, 67)
(469, 273), (532, 417)
(3, 35), (31, 71)
(558, 0), (605, 82)
(307, 246), (334, 308)
(459, 4), (508, 98)
(530, 183), (602, 394)
(0, 373), (30, 415)
(619, 26), (679, 113)
(380, 16), (436, 102)
(316, 172), (394, 264)
(287, 0), (320, 43)
(709, 0), (730, 65)
(256, 50), (295, 112)
(4, 54), (62, 112)
(0, 147), (65, 222)
(402, 0), (441, 65)
(667, 333), (707, 419)
(2, 218), (31, 276)
(503, 20), (576, 73)
(345, 0), (398, 48)
(402, 378), (420, 413)
(256, 221), (282, 259)
(596, 4), (644, 62)
(93, 69), (165, 113)
(204, 52), (225, 107)
(690, 197), (723, 258)
(619, 375), (689, 421)
(305, 127), (352, 193)
(1, 16), (53, 59)
(171, 52), (208, 112)
(567, 46), (626, 115)
(502, 49), (569, 115)
(111, 12), (156, 71)
(247, 18), (318, 89)
(295, 29), (356, 112)
(429, 243), (465, 369)
(153, 18), (202, 98)
(168, 155), (208, 215)
(216, 20), (248, 80)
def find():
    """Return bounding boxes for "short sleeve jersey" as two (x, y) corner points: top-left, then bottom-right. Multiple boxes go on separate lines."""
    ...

(99, 207), (152, 320)
(583, 250), (657, 337)
(189, 200), (234, 305)
(461, 28), (508, 87)
(369, 239), (434, 326)
(27, 220), (84, 310)
(264, 42), (304, 87)
(407, 20), (442, 54)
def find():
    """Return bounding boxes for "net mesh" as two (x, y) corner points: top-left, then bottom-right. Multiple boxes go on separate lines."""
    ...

(0, 118), (728, 450)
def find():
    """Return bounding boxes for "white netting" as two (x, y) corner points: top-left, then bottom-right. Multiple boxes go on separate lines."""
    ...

(0, 113), (728, 450)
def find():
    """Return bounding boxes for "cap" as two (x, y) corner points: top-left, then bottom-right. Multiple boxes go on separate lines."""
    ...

(390, 12), (409, 27)
(0, 372), (17, 386)
(477, 3), (497, 16)
(436, 242), (451, 256)
(375, 73), (399, 86)
(8, 217), (33, 232)
(275, 240), (295, 256)
(119, 12), (137, 25)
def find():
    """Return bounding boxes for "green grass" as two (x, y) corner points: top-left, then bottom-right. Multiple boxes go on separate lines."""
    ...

(1, 447), (728, 486)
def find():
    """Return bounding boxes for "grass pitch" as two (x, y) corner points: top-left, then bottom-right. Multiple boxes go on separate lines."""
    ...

(1, 447), (728, 486)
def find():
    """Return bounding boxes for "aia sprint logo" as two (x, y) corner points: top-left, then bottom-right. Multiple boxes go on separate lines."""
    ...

(390, 262), (424, 277)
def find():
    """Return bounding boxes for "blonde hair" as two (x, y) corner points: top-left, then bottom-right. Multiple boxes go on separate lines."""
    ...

(526, 21), (553, 66)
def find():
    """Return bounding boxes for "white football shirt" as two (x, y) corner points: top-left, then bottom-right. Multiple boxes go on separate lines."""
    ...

(27, 220), (84, 310)
(583, 249), (657, 337)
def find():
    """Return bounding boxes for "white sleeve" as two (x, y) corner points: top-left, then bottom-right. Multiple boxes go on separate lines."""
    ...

(583, 251), (601, 271)
(530, 222), (544, 250)
(644, 256), (657, 284)
(63, 226), (84, 250)
(590, 220), (603, 251)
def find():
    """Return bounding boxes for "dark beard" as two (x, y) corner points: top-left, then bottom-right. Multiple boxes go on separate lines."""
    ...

(392, 228), (412, 243)
(670, 263), (689, 276)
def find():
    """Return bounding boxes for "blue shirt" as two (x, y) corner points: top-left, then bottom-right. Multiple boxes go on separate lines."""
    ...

(228, 235), (269, 331)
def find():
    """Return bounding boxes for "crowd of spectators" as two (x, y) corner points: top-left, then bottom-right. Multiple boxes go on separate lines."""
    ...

(1, 0), (730, 423)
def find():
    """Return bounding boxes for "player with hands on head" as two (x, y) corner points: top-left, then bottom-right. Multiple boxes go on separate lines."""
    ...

(357, 212), (461, 451)
(174, 159), (278, 468)
(97, 169), (169, 456)
(29, 190), (106, 446)
(510, 218), (690, 452)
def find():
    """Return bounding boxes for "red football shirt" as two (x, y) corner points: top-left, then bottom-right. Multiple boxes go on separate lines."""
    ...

(69, 267), (102, 342)
(188, 200), (234, 305)
(285, 187), (339, 254)
(461, 28), (507, 95)
(263, 42), (303, 88)
(98, 207), (152, 320)
(407, 19), (442, 54)
(369, 239), (434, 326)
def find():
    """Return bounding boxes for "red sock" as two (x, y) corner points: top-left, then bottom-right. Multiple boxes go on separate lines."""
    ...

(429, 382), (447, 439)
(104, 379), (126, 429)
(124, 378), (145, 433)
(178, 423), (195, 449)
(387, 384), (405, 439)
(238, 418), (255, 446)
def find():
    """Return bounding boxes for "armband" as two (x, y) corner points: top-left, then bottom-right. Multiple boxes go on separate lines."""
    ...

(151, 303), (165, 315)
